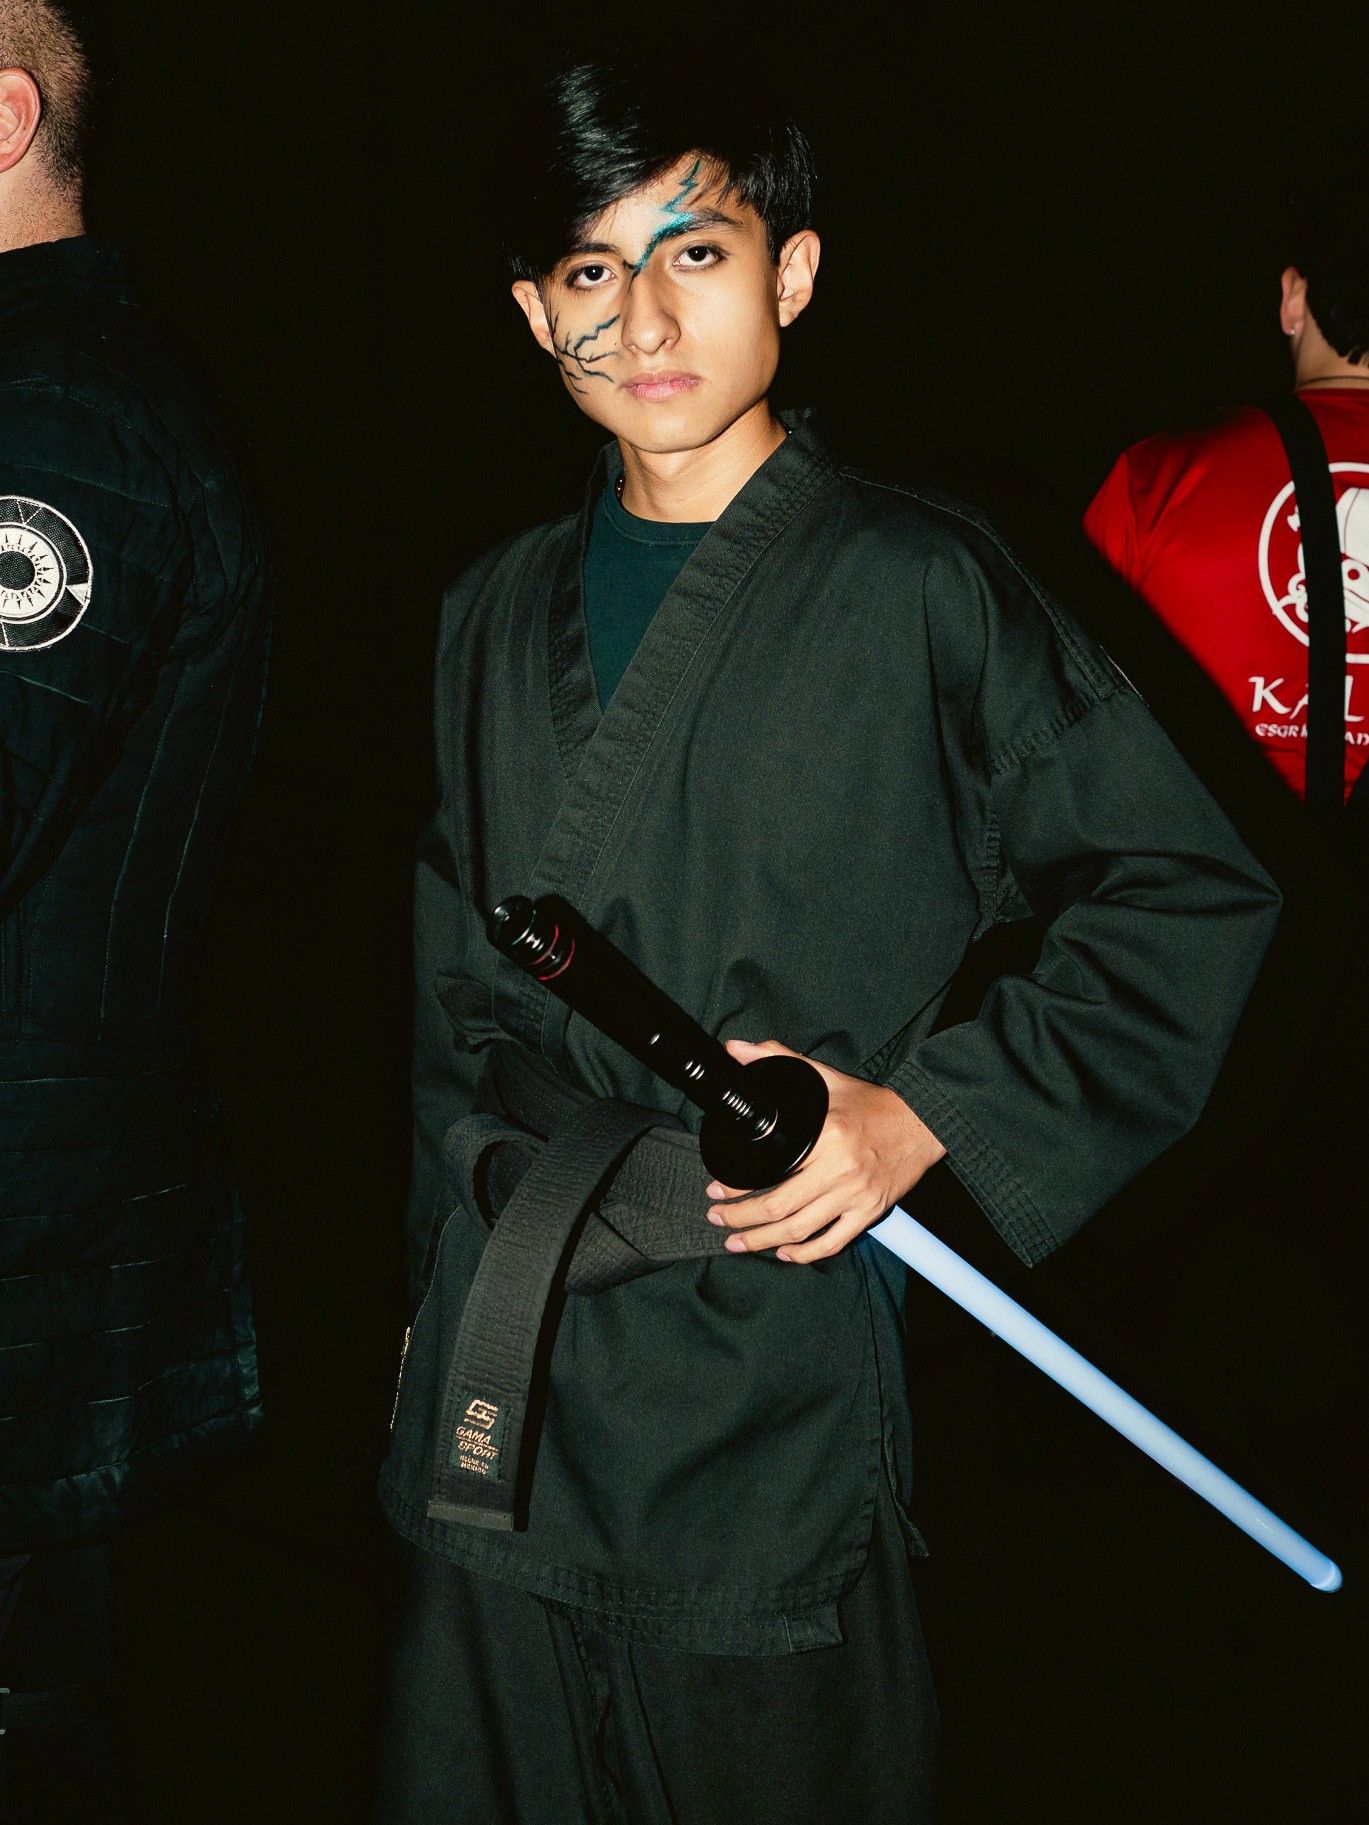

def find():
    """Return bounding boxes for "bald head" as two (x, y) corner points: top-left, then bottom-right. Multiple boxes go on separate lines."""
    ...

(0, 0), (90, 194)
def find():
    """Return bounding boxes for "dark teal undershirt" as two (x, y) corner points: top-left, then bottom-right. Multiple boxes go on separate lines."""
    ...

(583, 483), (709, 707)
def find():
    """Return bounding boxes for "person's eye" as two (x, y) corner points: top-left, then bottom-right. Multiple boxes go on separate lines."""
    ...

(569, 263), (615, 289)
(675, 243), (725, 270)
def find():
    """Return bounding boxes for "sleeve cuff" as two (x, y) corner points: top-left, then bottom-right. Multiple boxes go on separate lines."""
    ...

(883, 1057), (1060, 1267)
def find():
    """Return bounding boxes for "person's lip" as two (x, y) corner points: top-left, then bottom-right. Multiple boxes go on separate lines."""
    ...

(620, 371), (701, 400)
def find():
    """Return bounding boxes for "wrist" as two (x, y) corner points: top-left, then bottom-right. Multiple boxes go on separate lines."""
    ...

(881, 1084), (946, 1186)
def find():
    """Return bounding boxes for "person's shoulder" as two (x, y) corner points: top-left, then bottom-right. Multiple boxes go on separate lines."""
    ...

(833, 461), (1035, 569)
(0, 272), (269, 611)
(833, 461), (1122, 705)
(1116, 402), (1280, 481)
(832, 461), (1057, 602)
(0, 281), (253, 499)
(836, 462), (1000, 540)
(440, 513), (577, 621)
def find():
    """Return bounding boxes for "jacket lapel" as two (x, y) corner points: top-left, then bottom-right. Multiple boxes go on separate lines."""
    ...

(545, 453), (607, 786)
(511, 409), (841, 1055)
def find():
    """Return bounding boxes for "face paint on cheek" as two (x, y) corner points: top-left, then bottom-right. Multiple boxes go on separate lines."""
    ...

(546, 309), (621, 395)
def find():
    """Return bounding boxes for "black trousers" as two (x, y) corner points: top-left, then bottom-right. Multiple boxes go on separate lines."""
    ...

(376, 1482), (939, 1825)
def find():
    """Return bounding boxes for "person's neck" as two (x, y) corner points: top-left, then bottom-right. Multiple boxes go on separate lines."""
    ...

(617, 401), (787, 522)
(1293, 326), (1369, 388)
(0, 183), (85, 256)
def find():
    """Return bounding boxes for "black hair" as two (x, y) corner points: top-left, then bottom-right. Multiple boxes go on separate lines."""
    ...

(1285, 159), (1369, 363)
(0, 0), (92, 191)
(503, 57), (816, 281)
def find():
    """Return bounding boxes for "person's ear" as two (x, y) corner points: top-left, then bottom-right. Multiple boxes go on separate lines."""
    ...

(511, 279), (557, 357)
(775, 230), (821, 328)
(0, 69), (43, 177)
(1279, 266), (1308, 339)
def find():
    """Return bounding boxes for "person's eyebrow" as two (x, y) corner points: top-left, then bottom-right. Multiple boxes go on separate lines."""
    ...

(646, 207), (745, 245)
(558, 240), (620, 263)
(557, 207), (746, 266)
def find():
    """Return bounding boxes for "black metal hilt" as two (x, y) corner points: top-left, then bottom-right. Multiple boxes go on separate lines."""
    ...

(487, 894), (828, 1190)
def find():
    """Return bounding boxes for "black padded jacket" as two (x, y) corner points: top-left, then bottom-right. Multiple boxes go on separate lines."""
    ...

(0, 236), (270, 1550)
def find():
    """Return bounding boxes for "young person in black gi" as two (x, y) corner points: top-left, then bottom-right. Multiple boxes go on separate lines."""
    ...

(378, 59), (1281, 1825)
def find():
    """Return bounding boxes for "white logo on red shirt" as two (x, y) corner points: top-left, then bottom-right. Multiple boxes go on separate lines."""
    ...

(1258, 464), (1369, 663)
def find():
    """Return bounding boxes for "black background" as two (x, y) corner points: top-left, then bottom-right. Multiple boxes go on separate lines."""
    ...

(68, 2), (1365, 1819)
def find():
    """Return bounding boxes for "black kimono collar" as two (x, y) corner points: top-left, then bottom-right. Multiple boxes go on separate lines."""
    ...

(512, 407), (842, 1055)
(545, 406), (840, 787)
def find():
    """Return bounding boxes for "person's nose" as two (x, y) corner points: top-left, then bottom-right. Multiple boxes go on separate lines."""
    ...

(619, 267), (681, 359)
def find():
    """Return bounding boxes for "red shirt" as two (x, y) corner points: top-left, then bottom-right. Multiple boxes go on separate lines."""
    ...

(1084, 387), (1369, 801)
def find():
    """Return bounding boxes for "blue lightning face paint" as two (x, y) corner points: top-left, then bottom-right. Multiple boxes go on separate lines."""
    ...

(624, 158), (706, 280)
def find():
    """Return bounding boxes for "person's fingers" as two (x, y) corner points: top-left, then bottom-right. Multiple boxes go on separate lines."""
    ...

(708, 1141), (851, 1225)
(722, 1037), (795, 1062)
(723, 1035), (841, 1094)
(778, 1203), (882, 1265)
(722, 1185), (854, 1255)
(708, 1174), (815, 1229)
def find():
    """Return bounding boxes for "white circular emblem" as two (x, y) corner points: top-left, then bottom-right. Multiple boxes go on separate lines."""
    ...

(0, 497), (93, 651)
(1258, 463), (1369, 665)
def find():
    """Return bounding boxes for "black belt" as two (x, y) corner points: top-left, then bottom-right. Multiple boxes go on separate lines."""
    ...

(426, 1045), (727, 1531)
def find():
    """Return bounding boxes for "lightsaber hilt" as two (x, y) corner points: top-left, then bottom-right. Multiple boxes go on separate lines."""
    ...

(488, 894), (828, 1189)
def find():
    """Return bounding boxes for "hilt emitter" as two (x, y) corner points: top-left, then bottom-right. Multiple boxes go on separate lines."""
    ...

(488, 895), (574, 980)
(487, 893), (828, 1189)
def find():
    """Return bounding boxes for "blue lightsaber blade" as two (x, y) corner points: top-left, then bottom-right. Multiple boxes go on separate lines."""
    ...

(870, 1205), (1342, 1591)
(489, 893), (1343, 1593)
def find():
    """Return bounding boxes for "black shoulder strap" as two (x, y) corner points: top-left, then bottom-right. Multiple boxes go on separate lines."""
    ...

(1260, 396), (1349, 813)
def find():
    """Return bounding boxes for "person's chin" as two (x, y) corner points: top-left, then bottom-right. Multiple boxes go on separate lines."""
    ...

(612, 388), (738, 452)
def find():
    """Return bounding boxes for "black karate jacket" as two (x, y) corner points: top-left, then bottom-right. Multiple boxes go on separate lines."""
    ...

(382, 411), (1280, 1652)
(0, 238), (270, 1550)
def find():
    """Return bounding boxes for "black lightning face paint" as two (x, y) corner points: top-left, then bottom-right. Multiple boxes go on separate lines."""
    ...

(547, 309), (621, 395)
